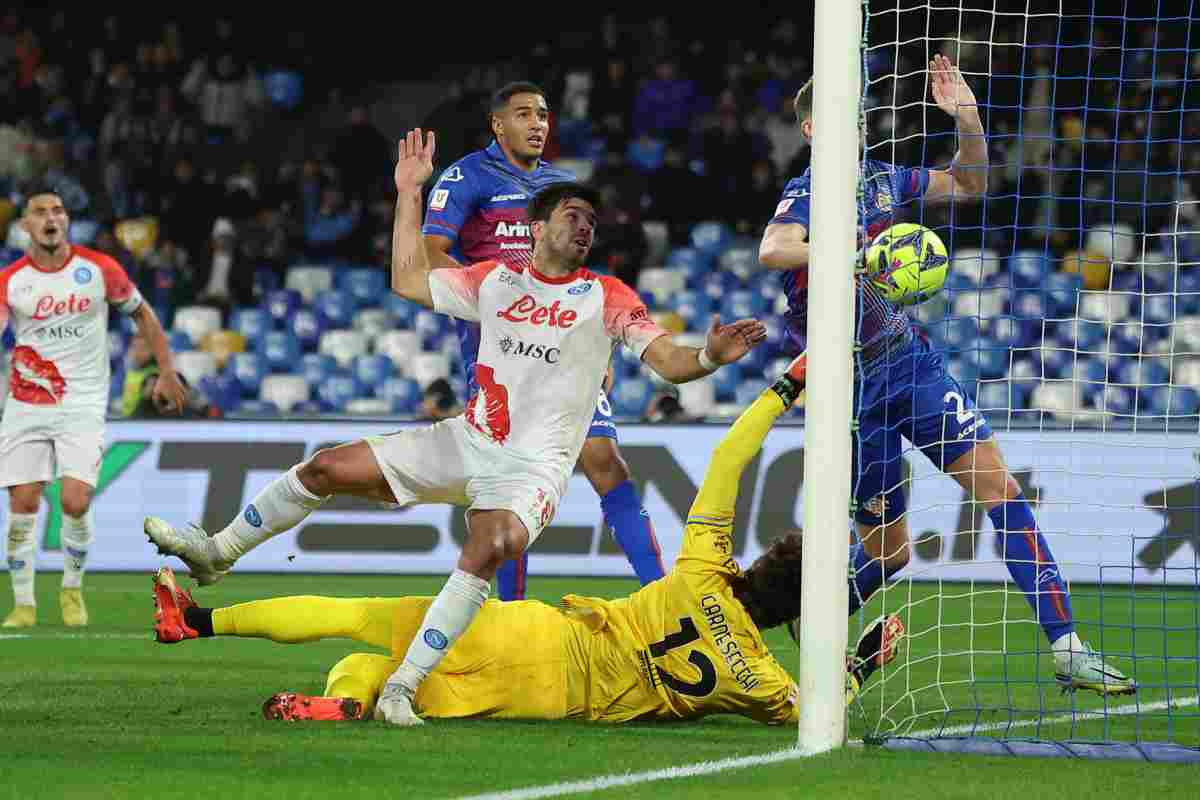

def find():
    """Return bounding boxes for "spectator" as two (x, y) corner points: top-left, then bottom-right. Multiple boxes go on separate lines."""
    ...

(590, 57), (636, 142)
(301, 167), (361, 260)
(181, 52), (263, 144)
(421, 378), (461, 421)
(591, 183), (648, 287)
(632, 57), (697, 139)
(196, 217), (252, 309)
(157, 156), (218, 259)
(645, 141), (709, 246)
(329, 105), (391, 202)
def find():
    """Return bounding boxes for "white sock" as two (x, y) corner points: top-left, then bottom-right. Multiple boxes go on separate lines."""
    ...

(7, 512), (37, 607)
(391, 569), (490, 694)
(60, 511), (94, 589)
(1052, 631), (1085, 669)
(211, 466), (328, 563)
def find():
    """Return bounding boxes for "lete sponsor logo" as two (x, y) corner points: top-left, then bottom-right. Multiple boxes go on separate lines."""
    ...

(496, 295), (577, 328)
(32, 293), (92, 320)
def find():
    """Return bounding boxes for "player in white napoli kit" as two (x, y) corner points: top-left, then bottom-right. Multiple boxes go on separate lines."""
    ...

(145, 129), (767, 726)
(1, 188), (186, 628)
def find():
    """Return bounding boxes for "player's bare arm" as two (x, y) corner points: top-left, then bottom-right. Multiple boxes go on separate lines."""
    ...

(925, 54), (987, 202)
(424, 234), (463, 269)
(130, 304), (186, 415)
(390, 129), (438, 308)
(758, 222), (809, 270)
(642, 315), (767, 384)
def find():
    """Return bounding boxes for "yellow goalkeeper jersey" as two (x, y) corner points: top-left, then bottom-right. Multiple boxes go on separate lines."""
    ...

(562, 390), (800, 724)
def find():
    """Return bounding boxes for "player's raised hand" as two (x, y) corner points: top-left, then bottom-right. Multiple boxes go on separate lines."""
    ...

(394, 128), (436, 192)
(703, 315), (768, 366)
(152, 370), (189, 416)
(929, 54), (978, 120)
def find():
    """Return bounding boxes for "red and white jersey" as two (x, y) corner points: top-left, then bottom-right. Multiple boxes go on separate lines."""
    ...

(429, 260), (667, 477)
(0, 246), (143, 413)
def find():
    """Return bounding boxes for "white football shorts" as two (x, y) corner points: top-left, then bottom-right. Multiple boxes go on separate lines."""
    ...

(0, 399), (105, 488)
(366, 416), (564, 545)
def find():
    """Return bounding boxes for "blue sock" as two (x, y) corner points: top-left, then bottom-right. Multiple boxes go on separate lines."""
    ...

(496, 555), (528, 601)
(602, 480), (665, 585)
(848, 542), (886, 616)
(988, 493), (1075, 645)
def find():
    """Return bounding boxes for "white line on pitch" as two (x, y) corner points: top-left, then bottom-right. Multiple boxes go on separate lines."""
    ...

(899, 694), (1200, 738)
(0, 632), (149, 640)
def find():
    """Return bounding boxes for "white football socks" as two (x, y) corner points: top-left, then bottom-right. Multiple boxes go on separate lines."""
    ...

(60, 511), (94, 589)
(1051, 631), (1085, 670)
(6, 512), (37, 607)
(212, 466), (329, 564)
(390, 569), (491, 695)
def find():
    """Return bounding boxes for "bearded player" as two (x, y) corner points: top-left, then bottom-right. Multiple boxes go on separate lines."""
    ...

(423, 81), (666, 599)
(757, 56), (1134, 695)
(145, 129), (767, 727)
(1, 187), (186, 628)
(151, 358), (905, 725)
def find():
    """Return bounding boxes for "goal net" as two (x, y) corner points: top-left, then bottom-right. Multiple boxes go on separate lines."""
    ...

(843, 0), (1200, 761)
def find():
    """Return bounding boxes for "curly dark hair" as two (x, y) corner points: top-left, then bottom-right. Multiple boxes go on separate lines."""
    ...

(731, 531), (803, 631)
(526, 182), (603, 224)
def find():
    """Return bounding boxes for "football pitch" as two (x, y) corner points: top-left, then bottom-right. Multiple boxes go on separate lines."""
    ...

(2, 572), (1197, 800)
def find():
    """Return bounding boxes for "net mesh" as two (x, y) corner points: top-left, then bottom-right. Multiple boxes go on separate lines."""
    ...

(845, 0), (1200, 759)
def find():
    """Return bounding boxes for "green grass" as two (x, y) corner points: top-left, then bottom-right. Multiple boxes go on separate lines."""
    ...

(1, 573), (1197, 800)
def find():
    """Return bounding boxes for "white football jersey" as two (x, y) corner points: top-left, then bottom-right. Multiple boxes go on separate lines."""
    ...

(429, 260), (667, 478)
(0, 246), (143, 413)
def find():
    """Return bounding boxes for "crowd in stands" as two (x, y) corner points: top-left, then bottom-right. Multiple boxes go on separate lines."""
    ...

(0, 11), (1197, 425)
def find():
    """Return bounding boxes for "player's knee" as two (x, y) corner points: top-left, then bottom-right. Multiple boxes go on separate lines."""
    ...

(299, 449), (340, 496)
(579, 440), (629, 495)
(61, 488), (93, 519)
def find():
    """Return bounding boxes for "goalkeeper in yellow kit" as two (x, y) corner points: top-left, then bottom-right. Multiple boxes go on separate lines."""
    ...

(151, 355), (904, 724)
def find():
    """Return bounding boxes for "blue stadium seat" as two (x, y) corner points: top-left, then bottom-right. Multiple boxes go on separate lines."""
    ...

(292, 400), (323, 416)
(690, 221), (735, 260)
(109, 365), (124, 402)
(230, 307), (272, 341)
(1042, 272), (1082, 317)
(611, 377), (654, 418)
(197, 374), (241, 413)
(926, 317), (980, 353)
(382, 293), (419, 329)
(313, 290), (358, 330)
(1145, 386), (1200, 417)
(1079, 358), (1109, 402)
(227, 353), (268, 396)
(1010, 289), (1047, 321)
(380, 376), (423, 415)
(1052, 318), (1107, 351)
(352, 353), (395, 394)
(975, 380), (1014, 411)
(169, 330), (194, 352)
(108, 330), (126, 363)
(1117, 358), (1170, 390)
(289, 308), (325, 351)
(253, 268), (280, 297)
(258, 331), (302, 373)
(1038, 346), (1073, 379)
(1009, 250), (1051, 289)
(317, 374), (366, 412)
(415, 310), (450, 350)
(1096, 384), (1133, 415)
(670, 290), (713, 329)
(720, 289), (766, 321)
(299, 353), (338, 387)
(967, 345), (1009, 379)
(735, 379), (770, 408)
(265, 289), (304, 326)
(1109, 270), (1141, 294)
(717, 239), (760, 282)
(263, 70), (303, 109)
(700, 270), (741, 303)
(1140, 293), (1176, 326)
(711, 361), (741, 403)
(1177, 272), (1200, 315)
(337, 268), (388, 308)
(234, 399), (280, 417)
(612, 347), (644, 379)
(665, 247), (710, 287)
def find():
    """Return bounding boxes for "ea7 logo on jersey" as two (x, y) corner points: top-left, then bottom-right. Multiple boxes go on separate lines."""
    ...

(567, 281), (593, 295)
(438, 166), (465, 183)
(430, 189), (449, 211)
(774, 198), (795, 217)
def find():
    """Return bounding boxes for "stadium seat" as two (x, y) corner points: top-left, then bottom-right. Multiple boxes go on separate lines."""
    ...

(735, 379), (770, 408)
(284, 265), (333, 303)
(318, 329), (368, 369)
(408, 352), (451, 387)
(197, 374), (240, 414)
(1008, 250), (1051, 289)
(265, 289), (303, 326)
(375, 330), (422, 365)
(1078, 291), (1134, 326)
(710, 361), (741, 403)
(299, 353), (338, 387)
(650, 310), (685, 334)
(1140, 293), (1176, 327)
(168, 330), (193, 352)
(612, 346), (644, 380)
(950, 247), (1002, 284)
(353, 308), (391, 339)
(414, 310), (450, 350)
(690, 221), (734, 260)
(263, 69), (303, 109)
(1010, 289), (1047, 321)
(975, 380), (1015, 412)
(234, 399), (280, 417)
(677, 379), (716, 417)
(352, 353), (395, 394)
(291, 400), (323, 415)
(1141, 385), (1199, 418)
(200, 330), (246, 370)
(382, 293), (419, 329)
(344, 398), (392, 416)
(174, 351), (218, 385)
(720, 289), (766, 321)
(642, 221), (670, 264)
(1042, 272), (1083, 317)
(1030, 380), (1080, 416)
(253, 268), (280, 297)
(1077, 358), (1110, 401)
(967, 345), (1009, 379)
(1116, 358), (1170, 390)
(258, 331), (302, 373)
(665, 247), (710, 286)
(313, 289), (358, 330)
(951, 283), (1008, 321)
(230, 307), (272, 341)
(926, 317), (979, 353)
(699, 270), (741, 303)
(1175, 358), (1200, 389)
(1038, 345), (1073, 379)
(1085, 222), (1136, 264)
(107, 330), (126, 363)
(380, 376), (423, 415)
(317, 374), (366, 412)
(670, 289), (714, 330)
(1052, 317), (1107, 352)
(288, 308), (325, 352)
(611, 376), (654, 418)
(172, 305), (222, 347)
(717, 238), (761, 283)
(337, 268), (388, 308)
(259, 374), (310, 414)
(637, 267), (687, 308)
(227, 352), (268, 396)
